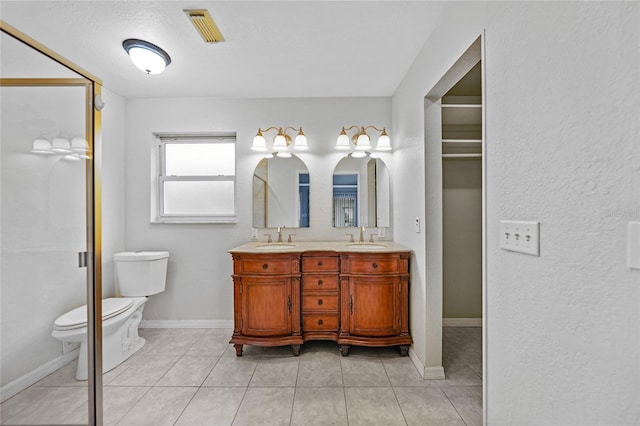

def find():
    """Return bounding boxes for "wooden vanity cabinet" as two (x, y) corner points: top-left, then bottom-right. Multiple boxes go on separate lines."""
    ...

(230, 253), (303, 356)
(338, 252), (412, 356)
(300, 252), (340, 341)
(229, 247), (412, 357)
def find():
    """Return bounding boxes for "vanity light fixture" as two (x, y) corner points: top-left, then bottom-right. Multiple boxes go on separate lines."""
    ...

(122, 39), (172, 74)
(336, 125), (391, 152)
(251, 126), (308, 158)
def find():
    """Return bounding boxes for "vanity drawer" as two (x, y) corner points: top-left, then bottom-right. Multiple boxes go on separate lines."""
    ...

(343, 255), (408, 274)
(236, 257), (296, 275)
(302, 274), (339, 291)
(302, 294), (339, 312)
(301, 256), (339, 272)
(303, 314), (339, 331)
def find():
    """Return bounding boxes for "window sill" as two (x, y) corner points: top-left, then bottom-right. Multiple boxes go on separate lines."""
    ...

(152, 216), (238, 224)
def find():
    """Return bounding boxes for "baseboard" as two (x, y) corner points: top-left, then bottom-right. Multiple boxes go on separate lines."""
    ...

(424, 365), (446, 380)
(408, 347), (446, 380)
(0, 349), (79, 403)
(442, 317), (482, 327)
(139, 319), (234, 329)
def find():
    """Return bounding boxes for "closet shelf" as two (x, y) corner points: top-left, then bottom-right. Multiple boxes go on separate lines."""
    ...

(442, 153), (482, 159)
(442, 139), (482, 144)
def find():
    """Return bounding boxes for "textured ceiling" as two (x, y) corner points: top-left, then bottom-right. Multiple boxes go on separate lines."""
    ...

(0, 1), (449, 99)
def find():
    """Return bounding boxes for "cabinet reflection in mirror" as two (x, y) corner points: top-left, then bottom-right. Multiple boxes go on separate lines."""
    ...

(333, 156), (390, 228)
(253, 155), (310, 228)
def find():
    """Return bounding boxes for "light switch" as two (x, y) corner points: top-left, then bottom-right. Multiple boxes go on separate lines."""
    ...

(500, 220), (540, 256)
(628, 222), (640, 269)
(415, 217), (420, 233)
(251, 228), (259, 239)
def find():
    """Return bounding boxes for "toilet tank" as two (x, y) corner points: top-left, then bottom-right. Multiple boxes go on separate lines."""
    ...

(114, 251), (169, 296)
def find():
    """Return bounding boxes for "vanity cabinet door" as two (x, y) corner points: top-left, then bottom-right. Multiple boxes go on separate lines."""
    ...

(240, 276), (292, 337)
(348, 275), (401, 337)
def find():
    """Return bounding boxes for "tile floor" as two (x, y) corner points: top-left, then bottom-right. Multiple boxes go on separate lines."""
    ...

(0, 327), (482, 425)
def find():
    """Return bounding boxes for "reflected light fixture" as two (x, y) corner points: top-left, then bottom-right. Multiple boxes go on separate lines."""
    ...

(31, 135), (91, 160)
(335, 125), (391, 153)
(252, 126), (308, 158)
(123, 39), (171, 74)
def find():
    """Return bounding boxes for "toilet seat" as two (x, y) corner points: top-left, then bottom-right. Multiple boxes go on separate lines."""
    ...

(54, 298), (134, 331)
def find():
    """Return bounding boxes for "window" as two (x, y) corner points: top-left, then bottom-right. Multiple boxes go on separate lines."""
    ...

(153, 134), (237, 223)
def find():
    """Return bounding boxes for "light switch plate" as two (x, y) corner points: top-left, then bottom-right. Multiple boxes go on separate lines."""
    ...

(628, 222), (640, 269)
(415, 217), (420, 233)
(500, 220), (540, 256)
(251, 228), (259, 239)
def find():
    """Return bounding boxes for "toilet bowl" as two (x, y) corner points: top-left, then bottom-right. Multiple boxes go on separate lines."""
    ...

(52, 251), (169, 380)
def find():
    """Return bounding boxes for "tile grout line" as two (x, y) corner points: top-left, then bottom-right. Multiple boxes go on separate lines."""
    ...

(380, 352), (409, 426)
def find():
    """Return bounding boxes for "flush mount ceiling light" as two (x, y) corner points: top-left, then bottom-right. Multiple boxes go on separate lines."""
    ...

(336, 125), (392, 153)
(122, 39), (171, 74)
(252, 126), (308, 158)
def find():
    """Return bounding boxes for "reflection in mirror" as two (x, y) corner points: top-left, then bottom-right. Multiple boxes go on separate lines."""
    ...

(253, 155), (310, 228)
(333, 156), (390, 228)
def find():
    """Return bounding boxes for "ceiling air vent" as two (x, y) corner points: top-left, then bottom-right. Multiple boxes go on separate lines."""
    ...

(184, 9), (225, 43)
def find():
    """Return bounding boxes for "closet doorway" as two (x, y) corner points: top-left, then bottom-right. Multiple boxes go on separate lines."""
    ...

(424, 36), (484, 416)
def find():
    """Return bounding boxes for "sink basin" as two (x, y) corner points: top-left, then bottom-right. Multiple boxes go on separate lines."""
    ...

(255, 244), (297, 250)
(346, 243), (387, 250)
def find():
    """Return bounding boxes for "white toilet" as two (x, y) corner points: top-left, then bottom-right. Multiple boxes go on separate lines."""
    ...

(52, 251), (169, 380)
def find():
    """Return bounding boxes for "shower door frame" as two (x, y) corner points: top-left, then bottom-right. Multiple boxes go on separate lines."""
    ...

(1, 21), (104, 425)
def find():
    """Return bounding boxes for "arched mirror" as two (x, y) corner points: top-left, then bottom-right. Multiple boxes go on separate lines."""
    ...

(332, 156), (390, 228)
(253, 155), (310, 228)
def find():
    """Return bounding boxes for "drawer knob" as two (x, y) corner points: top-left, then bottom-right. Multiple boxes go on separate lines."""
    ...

(318, 319), (324, 325)
(317, 261), (323, 266)
(318, 280), (323, 286)
(317, 299), (323, 305)
(372, 262), (378, 269)
(262, 263), (268, 270)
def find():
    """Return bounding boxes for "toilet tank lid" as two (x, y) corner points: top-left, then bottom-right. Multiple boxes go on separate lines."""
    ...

(114, 251), (169, 261)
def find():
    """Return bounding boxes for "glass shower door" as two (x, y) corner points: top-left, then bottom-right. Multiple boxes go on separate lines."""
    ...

(1, 27), (99, 425)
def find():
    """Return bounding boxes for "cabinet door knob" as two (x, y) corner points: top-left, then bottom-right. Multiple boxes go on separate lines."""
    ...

(262, 263), (268, 269)
(317, 260), (323, 266)
(318, 319), (324, 325)
(318, 280), (323, 286)
(317, 299), (323, 305)
(372, 262), (378, 269)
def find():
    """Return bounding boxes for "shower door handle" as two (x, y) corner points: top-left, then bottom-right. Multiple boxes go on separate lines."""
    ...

(78, 251), (88, 268)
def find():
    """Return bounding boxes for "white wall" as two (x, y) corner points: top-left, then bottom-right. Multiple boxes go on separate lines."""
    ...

(123, 97), (391, 322)
(393, 2), (639, 424)
(100, 88), (127, 297)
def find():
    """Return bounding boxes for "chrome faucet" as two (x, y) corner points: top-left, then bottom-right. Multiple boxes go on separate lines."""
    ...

(277, 226), (285, 243)
(358, 226), (365, 243)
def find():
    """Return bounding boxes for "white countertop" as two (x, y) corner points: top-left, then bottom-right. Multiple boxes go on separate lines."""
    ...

(228, 241), (411, 254)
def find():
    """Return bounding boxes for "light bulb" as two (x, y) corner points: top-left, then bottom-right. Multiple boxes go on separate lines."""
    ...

(32, 138), (54, 154)
(51, 137), (72, 153)
(376, 131), (391, 151)
(251, 134), (267, 152)
(351, 151), (367, 158)
(294, 131), (308, 150)
(276, 151), (292, 158)
(336, 128), (350, 150)
(355, 133), (371, 151)
(273, 133), (287, 151)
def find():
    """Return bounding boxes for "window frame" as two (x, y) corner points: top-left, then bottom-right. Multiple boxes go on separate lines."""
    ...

(152, 133), (237, 224)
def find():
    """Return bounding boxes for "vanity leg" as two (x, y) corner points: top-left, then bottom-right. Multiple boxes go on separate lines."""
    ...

(291, 344), (300, 356)
(339, 345), (350, 356)
(399, 345), (409, 357)
(234, 344), (243, 357)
